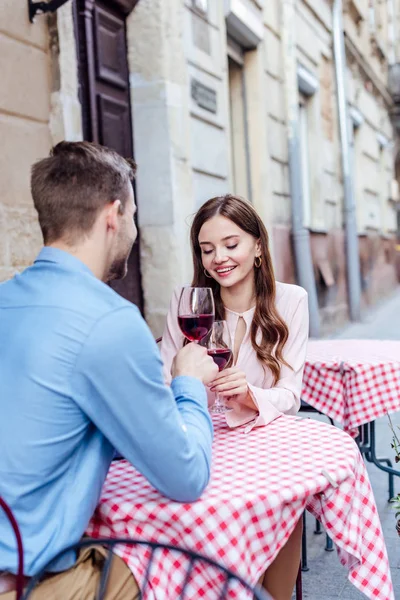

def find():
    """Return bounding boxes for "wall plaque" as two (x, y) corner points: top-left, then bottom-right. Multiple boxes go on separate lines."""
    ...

(191, 79), (217, 114)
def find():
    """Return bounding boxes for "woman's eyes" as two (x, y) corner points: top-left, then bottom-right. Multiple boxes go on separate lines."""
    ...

(202, 244), (238, 255)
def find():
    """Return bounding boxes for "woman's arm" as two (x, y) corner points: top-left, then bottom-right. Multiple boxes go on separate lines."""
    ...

(213, 290), (309, 428)
(246, 290), (309, 424)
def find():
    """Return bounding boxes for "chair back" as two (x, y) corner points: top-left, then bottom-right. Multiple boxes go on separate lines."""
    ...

(22, 537), (273, 599)
(0, 496), (24, 600)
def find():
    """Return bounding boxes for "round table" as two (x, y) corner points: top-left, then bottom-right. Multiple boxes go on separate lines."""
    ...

(87, 414), (393, 600)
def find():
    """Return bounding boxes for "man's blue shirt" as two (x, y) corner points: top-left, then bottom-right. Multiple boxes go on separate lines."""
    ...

(0, 248), (213, 575)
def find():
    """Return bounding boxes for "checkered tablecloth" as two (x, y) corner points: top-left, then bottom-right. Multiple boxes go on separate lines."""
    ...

(86, 415), (393, 600)
(302, 340), (400, 434)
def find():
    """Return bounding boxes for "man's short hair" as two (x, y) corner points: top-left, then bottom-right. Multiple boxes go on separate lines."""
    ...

(31, 141), (137, 244)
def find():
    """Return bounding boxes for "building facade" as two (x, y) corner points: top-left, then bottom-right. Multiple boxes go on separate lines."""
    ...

(1, 0), (399, 336)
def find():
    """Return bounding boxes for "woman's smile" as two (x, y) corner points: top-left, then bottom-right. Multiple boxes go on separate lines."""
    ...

(214, 265), (237, 277)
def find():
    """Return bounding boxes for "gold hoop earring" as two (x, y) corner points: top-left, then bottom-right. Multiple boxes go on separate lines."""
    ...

(254, 256), (262, 268)
(204, 268), (212, 278)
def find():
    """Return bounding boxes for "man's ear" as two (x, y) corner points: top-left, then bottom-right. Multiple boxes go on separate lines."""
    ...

(105, 200), (122, 232)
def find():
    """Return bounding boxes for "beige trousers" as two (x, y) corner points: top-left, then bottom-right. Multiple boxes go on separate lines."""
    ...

(0, 545), (140, 600)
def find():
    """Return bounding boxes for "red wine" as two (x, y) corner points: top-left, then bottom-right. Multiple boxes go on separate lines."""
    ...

(178, 314), (214, 342)
(207, 348), (232, 371)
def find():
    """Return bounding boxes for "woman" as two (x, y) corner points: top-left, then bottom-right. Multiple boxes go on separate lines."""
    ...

(161, 195), (308, 600)
(161, 194), (309, 430)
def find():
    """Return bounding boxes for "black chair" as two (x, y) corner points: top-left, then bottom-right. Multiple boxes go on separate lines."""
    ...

(0, 492), (276, 599)
(0, 496), (25, 600)
(22, 537), (273, 600)
(299, 399), (335, 427)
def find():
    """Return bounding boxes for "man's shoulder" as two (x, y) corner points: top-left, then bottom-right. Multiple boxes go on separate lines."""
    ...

(0, 263), (140, 327)
(63, 276), (144, 341)
(72, 273), (136, 315)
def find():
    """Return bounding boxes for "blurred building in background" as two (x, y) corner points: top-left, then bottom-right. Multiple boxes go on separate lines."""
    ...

(1, 0), (400, 336)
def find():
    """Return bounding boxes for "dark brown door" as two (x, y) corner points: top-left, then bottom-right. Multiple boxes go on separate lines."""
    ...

(75, 0), (143, 311)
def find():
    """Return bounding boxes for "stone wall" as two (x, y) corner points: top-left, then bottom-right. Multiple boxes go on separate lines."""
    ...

(0, 1), (52, 280)
(126, 0), (399, 334)
(1, 0), (398, 335)
(266, 0), (399, 331)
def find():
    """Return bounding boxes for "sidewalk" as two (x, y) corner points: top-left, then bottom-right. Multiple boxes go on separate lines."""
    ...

(332, 287), (400, 341)
(297, 286), (400, 599)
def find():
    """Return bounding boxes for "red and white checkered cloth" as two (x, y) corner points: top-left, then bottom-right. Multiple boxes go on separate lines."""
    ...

(86, 415), (393, 600)
(302, 340), (400, 434)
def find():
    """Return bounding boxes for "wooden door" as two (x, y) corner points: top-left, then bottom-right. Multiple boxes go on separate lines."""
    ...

(75, 0), (143, 311)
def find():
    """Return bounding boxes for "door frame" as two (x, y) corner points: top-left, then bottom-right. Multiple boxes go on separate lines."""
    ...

(73, 0), (144, 311)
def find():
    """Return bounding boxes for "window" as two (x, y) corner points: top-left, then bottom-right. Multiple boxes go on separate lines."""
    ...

(227, 39), (252, 200)
(299, 99), (311, 228)
(378, 137), (386, 232)
(297, 65), (318, 229)
(349, 110), (362, 232)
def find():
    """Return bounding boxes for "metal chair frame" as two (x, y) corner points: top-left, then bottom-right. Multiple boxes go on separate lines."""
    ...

(0, 495), (273, 599)
(0, 496), (24, 600)
(21, 537), (272, 600)
(356, 420), (399, 501)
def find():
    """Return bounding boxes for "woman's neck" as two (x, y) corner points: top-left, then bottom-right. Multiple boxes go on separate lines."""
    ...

(220, 279), (256, 314)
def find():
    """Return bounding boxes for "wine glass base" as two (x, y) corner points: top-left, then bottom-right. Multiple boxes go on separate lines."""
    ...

(210, 404), (233, 414)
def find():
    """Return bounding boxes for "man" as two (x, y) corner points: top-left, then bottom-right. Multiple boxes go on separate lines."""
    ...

(0, 141), (218, 598)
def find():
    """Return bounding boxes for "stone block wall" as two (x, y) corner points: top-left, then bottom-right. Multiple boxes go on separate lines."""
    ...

(126, 0), (399, 334)
(1, 0), (398, 335)
(0, 1), (52, 280)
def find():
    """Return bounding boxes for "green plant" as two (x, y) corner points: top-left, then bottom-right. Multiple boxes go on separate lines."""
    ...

(388, 414), (400, 529)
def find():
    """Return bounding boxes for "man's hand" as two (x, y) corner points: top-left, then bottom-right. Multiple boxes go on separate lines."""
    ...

(172, 343), (218, 385)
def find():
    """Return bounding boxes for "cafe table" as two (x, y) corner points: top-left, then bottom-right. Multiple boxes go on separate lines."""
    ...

(86, 414), (393, 600)
(302, 340), (400, 498)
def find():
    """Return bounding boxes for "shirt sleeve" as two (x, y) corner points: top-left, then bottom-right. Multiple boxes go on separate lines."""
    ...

(227, 290), (309, 430)
(71, 305), (213, 503)
(160, 287), (184, 384)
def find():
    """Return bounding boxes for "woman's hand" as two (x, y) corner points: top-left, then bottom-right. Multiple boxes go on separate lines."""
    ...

(210, 367), (257, 410)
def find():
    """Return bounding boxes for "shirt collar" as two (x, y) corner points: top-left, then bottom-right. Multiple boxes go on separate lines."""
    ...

(225, 305), (256, 326)
(34, 247), (95, 278)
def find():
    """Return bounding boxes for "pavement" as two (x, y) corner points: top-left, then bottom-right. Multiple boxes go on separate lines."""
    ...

(293, 287), (400, 600)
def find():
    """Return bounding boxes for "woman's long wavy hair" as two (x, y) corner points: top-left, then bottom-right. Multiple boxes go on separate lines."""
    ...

(190, 194), (290, 385)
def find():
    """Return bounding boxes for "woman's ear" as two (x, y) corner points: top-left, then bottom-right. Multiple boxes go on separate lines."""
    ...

(256, 240), (262, 257)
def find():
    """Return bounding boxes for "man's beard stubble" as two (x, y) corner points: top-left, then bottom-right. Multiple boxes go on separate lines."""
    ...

(107, 255), (129, 282)
(106, 231), (134, 282)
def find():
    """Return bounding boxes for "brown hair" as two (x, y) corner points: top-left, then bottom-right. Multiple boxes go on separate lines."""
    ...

(31, 141), (136, 244)
(190, 194), (290, 385)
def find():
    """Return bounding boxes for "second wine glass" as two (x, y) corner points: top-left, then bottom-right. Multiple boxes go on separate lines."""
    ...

(203, 320), (233, 414)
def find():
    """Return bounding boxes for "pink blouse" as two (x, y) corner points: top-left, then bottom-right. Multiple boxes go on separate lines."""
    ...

(161, 282), (309, 431)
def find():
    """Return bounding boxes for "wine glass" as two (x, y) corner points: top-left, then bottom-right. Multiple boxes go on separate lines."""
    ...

(203, 320), (233, 414)
(177, 287), (215, 343)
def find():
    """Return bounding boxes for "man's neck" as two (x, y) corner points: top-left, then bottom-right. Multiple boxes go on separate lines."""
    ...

(47, 242), (106, 281)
